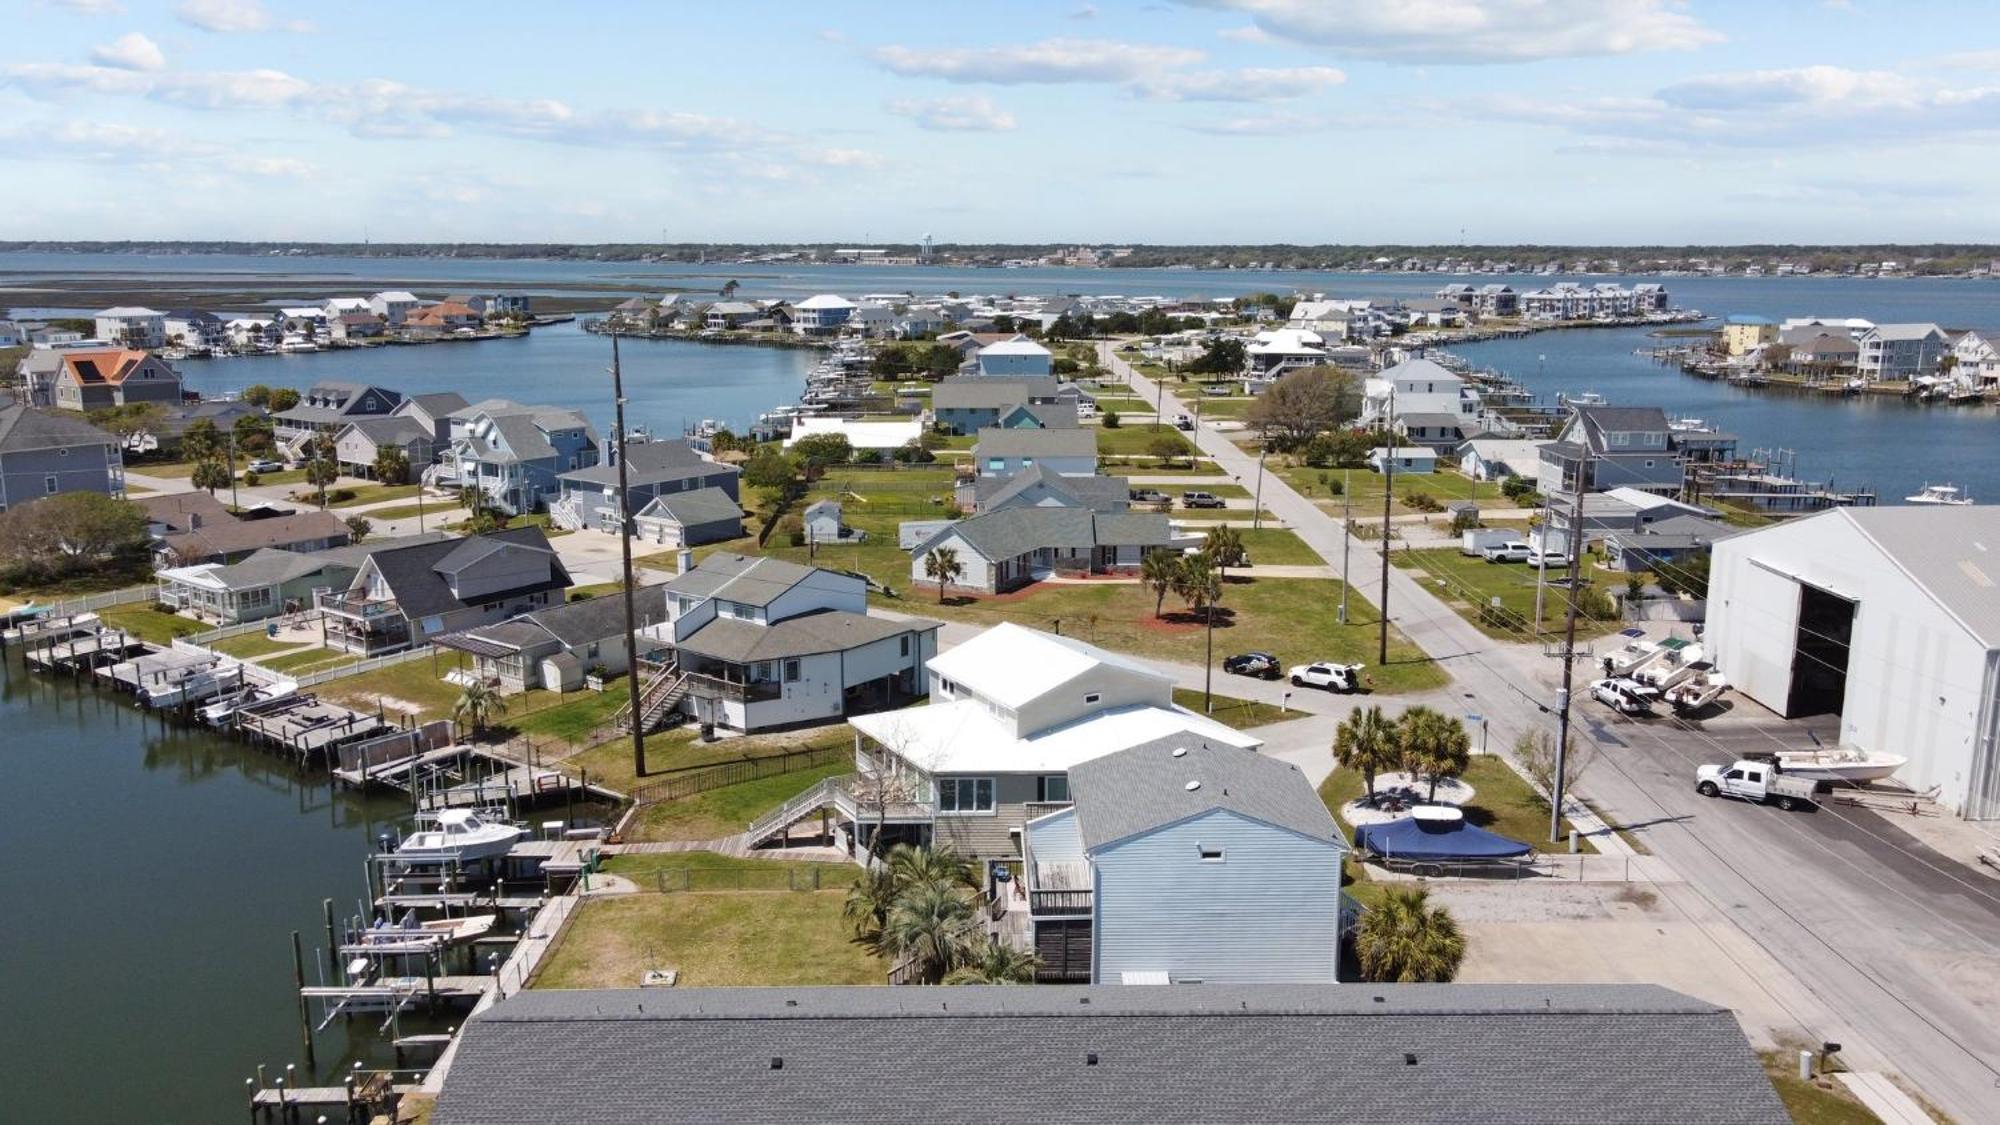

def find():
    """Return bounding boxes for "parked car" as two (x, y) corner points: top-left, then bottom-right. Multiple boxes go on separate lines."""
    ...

(1589, 677), (1659, 715)
(1130, 488), (1169, 504)
(1076, 403), (1099, 419)
(1481, 542), (1533, 563)
(1182, 491), (1226, 509)
(1223, 651), (1281, 679)
(1175, 413), (1196, 431)
(1291, 662), (1365, 692)
(1526, 549), (1571, 568)
(1201, 385), (1232, 397)
(246, 458), (284, 474)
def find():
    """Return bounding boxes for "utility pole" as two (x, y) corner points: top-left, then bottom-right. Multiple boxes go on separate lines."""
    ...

(227, 430), (239, 511)
(1551, 448), (1589, 842)
(1533, 489), (1552, 634)
(1251, 427), (1268, 532)
(609, 329), (647, 778)
(1378, 386), (1394, 664)
(1339, 468), (1352, 624)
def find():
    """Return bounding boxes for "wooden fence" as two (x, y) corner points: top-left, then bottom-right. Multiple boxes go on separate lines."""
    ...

(629, 742), (847, 804)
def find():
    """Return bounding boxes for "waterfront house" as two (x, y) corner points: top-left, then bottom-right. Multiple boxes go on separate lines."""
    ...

(656, 553), (940, 733)
(1855, 323), (1948, 381)
(1287, 299), (1364, 339)
(274, 381), (406, 446)
(1397, 297), (1467, 329)
(932, 375), (1061, 435)
(1720, 315), (1778, 357)
(330, 313), (386, 342)
(791, 294), (858, 336)
(972, 425), (1096, 478)
(1952, 330), (2000, 388)
(959, 461), (1131, 516)
(1536, 405), (1682, 497)
(0, 320), (18, 347)
(93, 307), (166, 348)
(1362, 357), (1481, 428)
(368, 291), (422, 326)
(155, 534), (444, 626)
(1775, 327), (1860, 375)
(403, 300), (481, 335)
(50, 349), (184, 412)
(1393, 411), (1471, 452)
(907, 507), (1172, 594)
(0, 397), (125, 512)
(837, 623), (1258, 866)
(631, 488), (745, 547)
(1245, 327), (1327, 375)
(1368, 446), (1437, 474)
(434, 400), (600, 516)
(322, 297), (372, 320)
(392, 392), (470, 448)
(333, 416), (436, 478)
(551, 438), (739, 533)
(1457, 437), (1546, 482)
(162, 310), (228, 350)
(434, 584), (669, 693)
(144, 500), (352, 567)
(316, 526), (573, 655)
(703, 301), (762, 329)
(1021, 735), (1346, 983)
(24, 322), (85, 347)
(973, 333), (1054, 376)
(782, 415), (924, 455)
(1438, 283), (1519, 318)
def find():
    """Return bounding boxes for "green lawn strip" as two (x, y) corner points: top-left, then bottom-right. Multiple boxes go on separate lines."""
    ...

(1171, 688), (1297, 730)
(602, 850), (863, 891)
(97, 603), (207, 645)
(127, 460), (195, 478)
(1758, 1052), (1883, 1125)
(247, 468), (310, 487)
(530, 891), (883, 989)
(1171, 508), (1280, 523)
(261, 648), (361, 675)
(629, 759), (853, 841)
(1097, 458), (1220, 476)
(210, 631), (309, 659)
(315, 659), (470, 719)
(326, 483), (424, 509)
(503, 681), (630, 745)
(1389, 547), (1623, 642)
(1316, 758), (1593, 855)
(347, 502), (440, 523)
(1235, 528), (1324, 566)
(1269, 463), (1512, 515)
(1097, 426), (1195, 457)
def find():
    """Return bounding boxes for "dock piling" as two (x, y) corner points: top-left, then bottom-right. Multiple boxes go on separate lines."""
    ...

(291, 931), (316, 1071)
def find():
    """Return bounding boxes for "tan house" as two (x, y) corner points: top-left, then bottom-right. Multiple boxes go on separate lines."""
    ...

(51, 350), (184, 412)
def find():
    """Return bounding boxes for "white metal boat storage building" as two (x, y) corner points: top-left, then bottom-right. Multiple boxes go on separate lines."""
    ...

(1707, 506), (2000, 818)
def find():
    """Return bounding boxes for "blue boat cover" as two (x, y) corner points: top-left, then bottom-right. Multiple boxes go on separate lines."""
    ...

(1353, 814), (1532, 860)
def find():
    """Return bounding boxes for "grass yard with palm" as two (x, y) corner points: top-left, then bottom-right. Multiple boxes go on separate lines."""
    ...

(532, 891), (883, 989)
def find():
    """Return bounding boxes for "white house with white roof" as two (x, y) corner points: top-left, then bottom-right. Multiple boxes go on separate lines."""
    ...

(792, 294), (858, 336)
(369, 291), (422, 325)
(94, 307), (165, 348)
(975, 333), (1054, 377)
(1363, 357), (1481, 427)
(1246, 328), (1327, 375)
(782, 623), (1259, 874)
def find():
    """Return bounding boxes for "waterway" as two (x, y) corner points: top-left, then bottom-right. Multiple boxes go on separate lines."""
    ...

(0, 651), (421, 1123)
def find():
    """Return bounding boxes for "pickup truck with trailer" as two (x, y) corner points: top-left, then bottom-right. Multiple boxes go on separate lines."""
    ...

(1695, 759), (1829, 812)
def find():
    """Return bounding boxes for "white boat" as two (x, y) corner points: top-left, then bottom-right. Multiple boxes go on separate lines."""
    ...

(1663, 665), (1728, 714)
(349, 912), (498, 955)
(1773, 749), (1906, 784)
(2, 610), (99, 646)
(1905, 483), (1972, 506)
(1600, 629), (1662, 677)
(141, 658), (241, 709)
(1632, 638), (1703, 689)
(199, 676), (298, 726)
(394, 809), (524, 863)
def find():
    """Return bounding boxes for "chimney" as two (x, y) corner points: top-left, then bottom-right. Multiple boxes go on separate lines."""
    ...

(190, 513), (201, 529)
(676, 548), (694, 576)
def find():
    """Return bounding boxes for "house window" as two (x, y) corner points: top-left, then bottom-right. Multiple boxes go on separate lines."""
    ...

(899, 635), (910, 656)
(783, 659), (801, 683)
(1198, 845), (1225, 863)
(938, 777), (995, 813)
(1083, 692), (1101, 705)
(1038, 775), (1070, 803)
(44, 475), (57, 494)
(986, 458), (1005, 472)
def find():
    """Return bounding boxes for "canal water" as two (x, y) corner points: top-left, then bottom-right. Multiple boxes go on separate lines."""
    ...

(0, 652), (428, 1123)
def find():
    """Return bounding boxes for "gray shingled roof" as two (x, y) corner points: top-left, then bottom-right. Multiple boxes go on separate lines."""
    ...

(973, 426), (1098, 459)
(922, 508), (1170, 559)
(663, 552), (823, 607)
(341, 415), (431, 446)
(447, 585), (669, 653)
(160, 509), (351, 559)
(560, 439), (735, 488)
(637, 486), (743, 527)
(0, 399), (120, 454)
(976, 464), (1129, 513)
(933, 375), (1062, 411)
(432, 983), (1786, 1125)
(1068, 735), (1339, 852)
(999, 402), (1080, 429)
(402, 391), (470, 417)
(365, 526), (571, 619)
(676, 608), (933, 663)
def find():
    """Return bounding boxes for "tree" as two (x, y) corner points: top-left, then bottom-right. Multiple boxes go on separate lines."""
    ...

(189, 456), (233, 495)
(923, 546), (963, 602)
(842, 865), (901, 942)
(86, 402), (166, 448)
(1186, 336), (1246, 375)
(241, 384), (274, 408)
(1333, 705), (1401, 803)
(1514, 729), (1594, 808)
(888, 842), (976, 894)
(882, 881), (978, 985)
(451, 680), (508, 739)
(373, 445), (411, 485)
(1246, 368), (1362, 453)
(1500, 475), (1537, 502)
(181, 418), (222, 463)
(1146, 434), (1187, 466)
(1354, 887), (1465, 983)
(233, 411), (274, 454)
(791, 433), (852, 478)
(1397, 706), (1472, 802)
(944, 940), (1039, 984)
(302, 435), (339, 508)
(1202, 525), (1245, 569)
(1101, 408), (1121, 429)
(1140, 550), (1179, 618)
(344, 515), (373, 543)
(721, 279), (740, 298)
(267, 387), (301, 412)
(1655, 553), (1710, 599)
(1173, 553), (1221, 614)
(0, 492), (149, 581)
(742, 449), (801, 497)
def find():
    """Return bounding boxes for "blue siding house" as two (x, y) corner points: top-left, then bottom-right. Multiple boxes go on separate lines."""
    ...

(1023, 735), (1347, 984)
(430, 400), (600, 515)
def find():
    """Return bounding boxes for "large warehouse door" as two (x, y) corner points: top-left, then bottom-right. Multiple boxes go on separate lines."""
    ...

(1786, 583), (1854, 718)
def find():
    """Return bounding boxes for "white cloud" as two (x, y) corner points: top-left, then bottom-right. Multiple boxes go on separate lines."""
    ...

(175, 0), (311, 34)
(1136, 65), (1344, 102)
(1216, 24), (1275, 43)
(799, 147), (885, 169)
(1185, 0), (1722, 63)
(90, 31), (164, 72)
(885, 94), (1018, 131)
(1183, 110), (1339, 135)
(57, 0), (125, 14)
(871, 38), (1204, 84)
(2, 119), (313, 177)
(1657, 66), (1923, 112)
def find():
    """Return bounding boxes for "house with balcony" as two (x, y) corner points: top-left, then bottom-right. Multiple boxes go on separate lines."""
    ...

(791, 294), (858, 336)
(1536, 405), (1683, 497)
(433, 584), (669, 693)
(50, 349), (184, 412)
(431, 400), (599, 515)
(332, 416), (436, 478)
(93, 307), (166, 348)
(973, 334), (1053, 376)
(774, 624), (1256, 875)
(368, 291), (422, 325)
(550, 438), (738, 533)
(1361, 357), (1481, 429)
(274, 381), (405, 446)
(932, 376), (1061, 435)
(315, 526), (572, 655)
(0, 398), (126, 512)
(1020, 735), (1347, 984)
(156, 535), (443, 626)
(392, 392), (470, 448)
(643, 553), (940, 734)
(1855, 323), (1948, 382)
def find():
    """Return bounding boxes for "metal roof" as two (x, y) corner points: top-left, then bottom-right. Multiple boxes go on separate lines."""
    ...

(972, 426), (1098, 460)
(1067, 735), (1342, 852)
(432, 983), (1785, 1125)
(1836, 506), (2000, 647)
(676, 608), (933, 664)
(664, 552), (825, 607)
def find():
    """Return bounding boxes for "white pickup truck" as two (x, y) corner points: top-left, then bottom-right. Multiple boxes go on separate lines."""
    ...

(1695, 759), (1829, 812)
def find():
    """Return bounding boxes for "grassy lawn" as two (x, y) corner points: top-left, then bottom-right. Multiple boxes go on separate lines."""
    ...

(1317, 756), (1594, 855)
(1098, 458), (1221, 476)
(316, 657), (470, 719)
(325, 483), (424, 508)
(505, 681), (630, 744)
(628, 759), (853, 842)
(211, 631), (309, 659)
(1390, 547), (1623, 642)
(248, 468), (310, 487)
(1759, 1053), (1882, 1125)
(127, 460), (195, 478)
(1098, 425), (1195, 457)
(1172, 688), (1298, 729)
(261, 648), (362, 676)
(1271, 463), (1513, 515)
(97, 603), (206, 645)
(531, 891), (883, 989)
(602, 849), (863, 890)
(1171, 508), (1280, 523)
(1237, 528), (1324, 566)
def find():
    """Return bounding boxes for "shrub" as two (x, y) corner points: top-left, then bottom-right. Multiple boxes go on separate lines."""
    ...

(1102, 409), (1121, 429)
(1450, 509), (1479, 534)
(777, 514), (805, 547)
(242, 471), (261, 487)
(1403, 491), (1443, 513)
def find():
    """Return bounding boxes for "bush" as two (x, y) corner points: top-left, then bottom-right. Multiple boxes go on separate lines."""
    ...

(324, 488), (356, 504)
(777, 514), (805, 547)
(1403, 491), (1443, 513)
(242, 471), (261, 487)
(1450, 509), (1479, 534)
(1102, 409), (1121, 429)
(1500, 475), (1537, 502)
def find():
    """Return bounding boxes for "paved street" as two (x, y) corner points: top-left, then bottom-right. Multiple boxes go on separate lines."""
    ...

(1102, 343), (2000, 1121)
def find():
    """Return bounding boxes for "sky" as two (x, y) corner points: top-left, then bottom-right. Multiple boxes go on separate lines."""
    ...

(3, 0), (1998, 244)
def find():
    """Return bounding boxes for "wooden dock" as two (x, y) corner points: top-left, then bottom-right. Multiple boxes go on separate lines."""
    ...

(22, 629), (148, 672)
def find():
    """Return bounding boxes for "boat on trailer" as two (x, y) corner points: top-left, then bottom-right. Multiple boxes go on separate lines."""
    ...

(1770, 749), (1906, 785)
(1663, 665), (1728, 714)
(1632, 638), (1703, 689)
(1600, 629), (1663, 677)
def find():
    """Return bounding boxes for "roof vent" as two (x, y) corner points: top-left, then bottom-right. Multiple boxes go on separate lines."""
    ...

(1184, 781), (1200, 792)
(1171, 747), (1187, 758)
(770, 1057), (783, 1070)
(1085, 1053), (1099, 1067)
(1404, 1052), (1418, 1067)
(784, 999), (797, 1007)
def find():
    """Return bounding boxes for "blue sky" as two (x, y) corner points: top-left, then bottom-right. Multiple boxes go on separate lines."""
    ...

(3, 0), (1997, 243)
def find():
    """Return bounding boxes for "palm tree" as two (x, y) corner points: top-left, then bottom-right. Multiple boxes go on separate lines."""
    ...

(1353, 887), (1465, 983)
(373, 445), (411, 485)
(1140, 550), (1179, 618)
(944, 939), (1040, 984)
(1173, 553), (1221, 615)
(451, 680), (508, 739)
(888, 843), (975, 894)
(883, 881), (977, 984)
(841, 865), (900, 942)
(923, 546), (963, 603)
(189, 456), (233, 496)
(1333, 705), (1401, 804)
(1202, 525), (1246, 570)
(1398, 706), (1472, 802)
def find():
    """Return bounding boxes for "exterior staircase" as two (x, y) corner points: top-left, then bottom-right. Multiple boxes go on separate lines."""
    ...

(610, 658), (689, 737)
(744, 774), (850, 848)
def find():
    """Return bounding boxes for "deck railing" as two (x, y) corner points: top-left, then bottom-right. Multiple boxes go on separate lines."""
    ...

(1028, 889), (1093, 916)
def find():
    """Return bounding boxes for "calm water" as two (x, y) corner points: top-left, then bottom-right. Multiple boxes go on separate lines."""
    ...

(0, 653), (423, 1123)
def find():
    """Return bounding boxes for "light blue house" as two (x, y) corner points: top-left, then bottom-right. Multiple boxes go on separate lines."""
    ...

(1023, 735), (1347, 984)
(430, 399), (600, 515)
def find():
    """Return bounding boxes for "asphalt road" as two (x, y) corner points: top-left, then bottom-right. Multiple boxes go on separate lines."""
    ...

(1104, 345), (2000, 1122)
